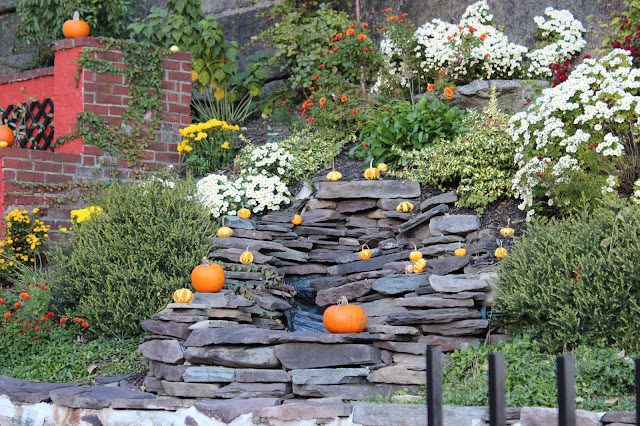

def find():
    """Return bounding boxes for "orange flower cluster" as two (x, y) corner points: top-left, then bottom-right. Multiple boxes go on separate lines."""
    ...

(382, 7), (392, 13)
(444, 86), (455, 100)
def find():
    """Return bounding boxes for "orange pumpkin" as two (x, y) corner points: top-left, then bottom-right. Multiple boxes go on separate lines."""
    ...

(323, 296), (367, 333)
(62, 11), (90, 39)
(237, 207), (251, 219)
(291, 214), (302, 225)
(454, 247), (467, 256)
(409, 242), (423, 262)
(0, 125), (15, 148)
(191, 257), (225, 293)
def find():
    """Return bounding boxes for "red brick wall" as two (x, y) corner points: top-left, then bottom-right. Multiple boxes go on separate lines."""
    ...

(0, 37), (192, 232)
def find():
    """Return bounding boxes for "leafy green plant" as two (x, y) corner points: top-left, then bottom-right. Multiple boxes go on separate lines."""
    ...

(13, 0), (132, 50)
(496, 201), (640, 352)
(442, 338), (636, 411)
(357, 96), (466, 167)
(50, 175), (216, 338)
(129, 0), (238, 95)
(252, 3), (353, 94)
(192, 90), (256, 126)
(393, 88), (518, 208)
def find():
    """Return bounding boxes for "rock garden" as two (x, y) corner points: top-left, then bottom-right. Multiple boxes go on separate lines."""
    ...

(1, 0), (640, 425)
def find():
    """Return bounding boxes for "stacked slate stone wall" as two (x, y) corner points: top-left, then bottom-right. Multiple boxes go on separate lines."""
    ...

(140, 179), (503, 400)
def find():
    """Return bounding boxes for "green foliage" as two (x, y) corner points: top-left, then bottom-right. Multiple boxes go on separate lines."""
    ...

(253, 3), (353, 93)
(442, 338), (636, 411)
(393, 91), (519, 208)
(357, 96), (466, 167)
(496, 202), (640, 352)
(129, 0), (238, 95)
(0, 335), (144, 383)
(55, 39), (164, 170)
(50, 176), (216, 338)
(14, 0), (132, 48)
(193, 90), (256, 126)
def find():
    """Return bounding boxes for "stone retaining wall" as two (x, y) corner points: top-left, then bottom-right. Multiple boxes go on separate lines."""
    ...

(139, 180), (504, 400)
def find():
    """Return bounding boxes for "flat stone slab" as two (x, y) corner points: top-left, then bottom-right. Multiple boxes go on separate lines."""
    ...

(423, 235), (465, 245)
(293, 383), (410, 400)
(232, 228), (273, 240)
(358, 298), (408, 317)
(215, 382), (291, 399)
(427, 255), (470, 275)
(149, 361), (188, 382)
(49, 386), (155, 409)
(387, 308), (482, 325)
(395, 295), (474, 308)
(315, 279), (373, 306)
(429, 214), (481, 236)
(371, 273), (430, 295)
(373, 341), (428, 355)
(420, 242), (464, 257)
(519, 407), (602, 426)
(420, 192), (458, 211)
(275, 343), (381, 369)
(236, 369), (292, 383)
(182, 366), (235, 383)
(189, 319), (240, 329)
(600, 411), (636, 423)
(194, 398), (281, 423)
(110, 397), (196, 410)
(206, 308), (252, 321)
(161, 381), (220, 398)
(377, 198), (416, 211)
(291, 368), (370, 385)
(367, 365), (426, 385)
(335, 199), (379, 213)
(417, 335), (482, 352)
(253, 401), (353, 421)
(315, 180), (421, 199)
(429, 275), (491, 293)
(364, 325), (421, 335)
(352, 403), (428, 426)
(139, 339), (184, 364)
(300, 209), (346, 223)
(0, 376), (79, 403)
(398, 204), (449, 234)
(252, 292), (292, 311)
(393, 353), (427, 371)
(140, 320), (192, 340)
(420, 319), (489, 336)
(168, 294), (253, 309)
(184, 346), (281, 368)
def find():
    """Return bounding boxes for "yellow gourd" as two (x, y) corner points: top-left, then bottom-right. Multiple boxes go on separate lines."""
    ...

(454, 247), (467, 256)
(495, 242), (508, 259)
(500, 218), (515, 237)
(216, 217), (233, 238)
(327, 159), (342, 181)
(173, 288), (193, 303)
(364, 159), (380, 180)
(396, 201), (414, 213)
(240, 247), (254, 265)
(377, 163), (388, 173)
(237, 207), (251, 219)
(409, 242), (422, 262)
(359, 244), (372, 260)
(413, 258), (427, 273)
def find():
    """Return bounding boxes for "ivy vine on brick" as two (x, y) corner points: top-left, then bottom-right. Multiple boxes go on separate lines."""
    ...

(54, 38), (165, 170)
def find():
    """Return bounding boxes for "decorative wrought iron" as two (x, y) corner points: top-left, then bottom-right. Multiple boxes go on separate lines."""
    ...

(0, 98), (54, 150)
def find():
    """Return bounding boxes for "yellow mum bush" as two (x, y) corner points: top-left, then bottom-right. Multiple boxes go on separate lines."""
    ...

(0, 208), (50, 277)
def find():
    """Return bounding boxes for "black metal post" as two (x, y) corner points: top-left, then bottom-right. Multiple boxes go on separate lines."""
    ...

(557, 355), (576, 426)
(636, 357), (639, 426)
(489, 352), (506, 426)
(426, 346), (443, 426)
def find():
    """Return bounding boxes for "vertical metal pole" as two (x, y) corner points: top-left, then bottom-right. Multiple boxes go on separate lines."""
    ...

(557, 355), (576, 426)
(636, 357), (639, 426)
(488, 352), (506, 426)
(426, 346), (443, 426)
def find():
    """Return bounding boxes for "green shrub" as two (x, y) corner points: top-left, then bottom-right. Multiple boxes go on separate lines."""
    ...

(496, 202), (640, 352)
(51, 176), (216, 338)
(0, 335), (144, 383)
(393, 91), (519, 208)
(442, 338), (636, 411)
(14, 0), (132, 49)
(357, 96), (466, 167)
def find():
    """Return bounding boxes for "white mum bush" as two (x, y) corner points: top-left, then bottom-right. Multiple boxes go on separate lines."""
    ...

(380, 1), (585, 87)
(196, 172), (291, 218)
(508, 49), (640, 217)
(234, 138), (295, 178)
